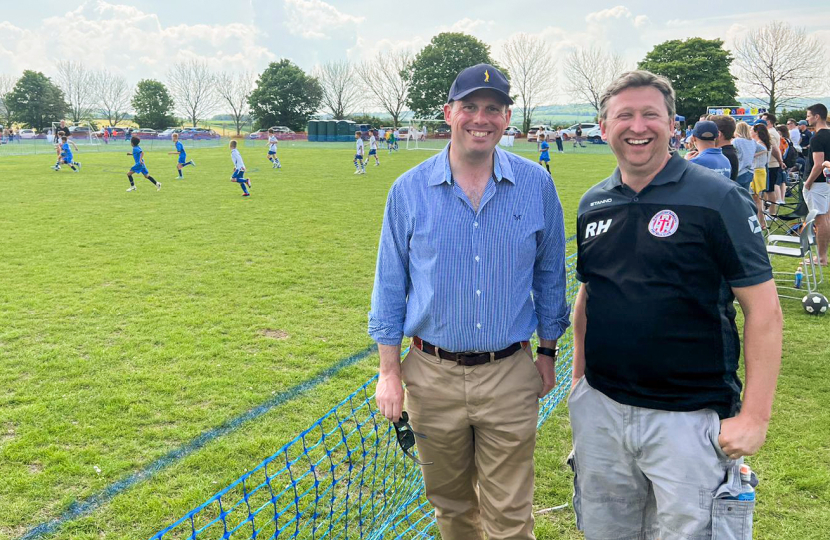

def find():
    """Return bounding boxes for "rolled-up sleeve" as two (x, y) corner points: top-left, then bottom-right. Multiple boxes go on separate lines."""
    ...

(532, 176), (571, 340)
(368, 182), (412, 345)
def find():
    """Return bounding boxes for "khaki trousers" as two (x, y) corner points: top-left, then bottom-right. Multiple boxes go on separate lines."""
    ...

(401, 344), (543, 540)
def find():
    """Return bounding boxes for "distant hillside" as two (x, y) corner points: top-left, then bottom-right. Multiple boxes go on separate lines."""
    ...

(306, 96), (830, 127)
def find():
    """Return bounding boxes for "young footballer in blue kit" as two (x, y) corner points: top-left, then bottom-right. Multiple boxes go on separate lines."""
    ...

(354, 131), (366, 175)
(168, 133), (195, 179)
(230, 140), (251, 196)
(54, 136), (81, 172)
(267, 128), (281, 169)
(126, 136), (161, 192)
(538, 132), (551, 174)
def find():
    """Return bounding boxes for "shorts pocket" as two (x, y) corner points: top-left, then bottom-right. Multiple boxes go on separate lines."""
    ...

(566, 450), (584, 531)
(709, 411), (731, 462)
(711, 498), (754, 540)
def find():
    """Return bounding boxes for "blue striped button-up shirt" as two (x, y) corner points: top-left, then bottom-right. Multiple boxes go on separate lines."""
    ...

(368, 144), (570, 352)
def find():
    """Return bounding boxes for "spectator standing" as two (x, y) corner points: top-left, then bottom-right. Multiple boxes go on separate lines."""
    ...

(685, 120), (732, 178)
(711, 115), (739, 180)
(553, 126), (564, 153)
(571, 69), (781, 540)
(370, 63), (569, 540)
(803, 103), (830, 266)
(573, 125), (586, 148)
(787, 118), (801, 148)
(734, 121), (764, 192)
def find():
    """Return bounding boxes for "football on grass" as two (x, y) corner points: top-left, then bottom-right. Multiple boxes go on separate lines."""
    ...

(802, 293), (829, 315)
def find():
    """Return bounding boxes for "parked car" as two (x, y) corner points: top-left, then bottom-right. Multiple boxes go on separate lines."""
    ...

(560, 123), (599, 140)
(249, 129), (268, 139)
(504, 126), (523, 137)
(68, 126), (91, 135)
(527, 125), (551, 143)
(396, 126), (413, 140)
(19, 129), (36, 139)
(270, 126), (295, 134)
(158, 128), (182, 139)
(584, 126), (604, 143)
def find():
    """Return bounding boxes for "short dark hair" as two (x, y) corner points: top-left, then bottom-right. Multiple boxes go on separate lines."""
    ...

(130, 136), (140, 146)
(61, 136), (67, 142)
(762, 112), (777, 124)
(711, 115), (736, 140)
(787, 118), (797, 124)
(807, 103), (828, 121)
(598, 70), (676, 121)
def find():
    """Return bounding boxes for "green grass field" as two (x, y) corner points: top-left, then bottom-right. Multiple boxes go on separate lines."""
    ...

(0, 143), (828, 540)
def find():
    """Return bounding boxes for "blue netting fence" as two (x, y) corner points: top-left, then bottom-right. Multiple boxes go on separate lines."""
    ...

(150, 253), (579, 540)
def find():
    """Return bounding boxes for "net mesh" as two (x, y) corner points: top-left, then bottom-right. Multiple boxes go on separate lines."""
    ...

(150, 253), (579, 540)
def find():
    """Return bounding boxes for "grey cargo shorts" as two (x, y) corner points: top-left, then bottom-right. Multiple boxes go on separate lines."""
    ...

(567, 377), (755, 540)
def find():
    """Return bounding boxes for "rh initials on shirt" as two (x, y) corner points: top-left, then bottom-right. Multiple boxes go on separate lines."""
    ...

(585, 219), (613, 238)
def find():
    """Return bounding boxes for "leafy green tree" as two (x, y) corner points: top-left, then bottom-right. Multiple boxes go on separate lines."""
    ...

(405, 33), (504, 120)
(347, 114), (386, 128)
(5, 70), (67, 131)
(637, 38), (737, 121)
(248, 60), (322, 131)
(132, 79), (177, 130)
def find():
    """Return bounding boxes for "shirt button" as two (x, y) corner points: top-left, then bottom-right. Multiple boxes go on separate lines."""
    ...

(476, 323), (482, 329)
(473, 222), (479, 227)
(475, 256), (480, 262)
(476, 290), (481, 295)
(633, 197), (639, 202)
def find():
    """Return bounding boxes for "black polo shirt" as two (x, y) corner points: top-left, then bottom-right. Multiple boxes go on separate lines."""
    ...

(576, 153), (772, 419)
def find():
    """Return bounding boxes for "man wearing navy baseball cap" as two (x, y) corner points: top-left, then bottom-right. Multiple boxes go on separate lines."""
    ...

(370, 63), (569, 540)
(685, 120), (732, 178)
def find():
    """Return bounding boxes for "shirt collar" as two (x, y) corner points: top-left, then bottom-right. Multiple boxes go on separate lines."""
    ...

(428, 143), (517, 186)
(602, 152), (687, 191)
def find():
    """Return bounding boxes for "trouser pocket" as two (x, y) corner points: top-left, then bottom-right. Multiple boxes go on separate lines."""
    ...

(711, 498), (754, 540)
(566, 449), (583, 531)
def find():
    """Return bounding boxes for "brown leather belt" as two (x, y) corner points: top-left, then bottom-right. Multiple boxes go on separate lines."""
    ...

(412, 336), (528, 367)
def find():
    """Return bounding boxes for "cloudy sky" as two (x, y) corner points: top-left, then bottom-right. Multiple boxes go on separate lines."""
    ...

(2, 0), (829, 106)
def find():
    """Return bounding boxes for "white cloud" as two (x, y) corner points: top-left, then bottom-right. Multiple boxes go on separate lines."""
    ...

(283, 0), (364, 39)
(0, 1), (274, 83)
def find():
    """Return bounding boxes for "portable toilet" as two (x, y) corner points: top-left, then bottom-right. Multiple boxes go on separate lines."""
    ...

(326, 120), (337, 142)
(307, 120), (318, 142)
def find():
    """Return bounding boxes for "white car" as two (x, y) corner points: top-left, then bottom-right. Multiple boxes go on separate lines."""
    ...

(19, 129), (36, 139)
(560, 123), (599, 140)
(504, 126), (523, 137)
(584, 126), (604, 143)
(527, 125), (552, 143)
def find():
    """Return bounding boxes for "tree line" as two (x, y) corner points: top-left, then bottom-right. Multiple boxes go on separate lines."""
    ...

(0, 21), (825, 134)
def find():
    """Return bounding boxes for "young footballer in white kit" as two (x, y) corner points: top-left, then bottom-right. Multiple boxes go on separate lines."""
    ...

(368, 130), (380, 166)
(267, 128), (281, 169)
(354, 131), (366, 175)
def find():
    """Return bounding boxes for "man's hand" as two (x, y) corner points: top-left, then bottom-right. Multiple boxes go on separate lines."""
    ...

(375, 371), (404, 421)
(535, 354), (556, 398)
(718, 413), (770, 459)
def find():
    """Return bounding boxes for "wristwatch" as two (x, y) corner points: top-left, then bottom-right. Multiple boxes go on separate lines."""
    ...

(536, 346), (558, 360)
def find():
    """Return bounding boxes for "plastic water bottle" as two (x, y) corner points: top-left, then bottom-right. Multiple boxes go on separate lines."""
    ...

(737, 464), (756, 501)
(795, 265), (804, 289)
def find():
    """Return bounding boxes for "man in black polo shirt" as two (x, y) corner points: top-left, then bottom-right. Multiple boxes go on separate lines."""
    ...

(568, 70), (782, 540)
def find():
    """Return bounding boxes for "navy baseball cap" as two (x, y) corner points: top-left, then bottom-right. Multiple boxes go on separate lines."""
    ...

(447, 63), (513, 105)
(798, 120), (808, 126)
(692, 120), (719, 140)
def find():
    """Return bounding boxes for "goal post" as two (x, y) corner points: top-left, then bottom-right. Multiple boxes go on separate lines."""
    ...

(51, 121), (100, 146)
(405, 119), (451, 152)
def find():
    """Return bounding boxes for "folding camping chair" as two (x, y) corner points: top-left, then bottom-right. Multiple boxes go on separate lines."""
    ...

(764, 176), (809, 237)
(766, 209), (822, 300)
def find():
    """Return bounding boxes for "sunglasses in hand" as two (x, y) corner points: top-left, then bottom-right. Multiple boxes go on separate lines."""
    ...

(392, 411), (433, 466)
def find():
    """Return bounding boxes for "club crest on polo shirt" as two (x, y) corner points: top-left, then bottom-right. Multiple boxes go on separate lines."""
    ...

(648, 210), (679, 238)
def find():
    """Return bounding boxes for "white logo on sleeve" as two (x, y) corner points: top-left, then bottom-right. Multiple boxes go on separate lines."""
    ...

(585, 219), (613, 238)
(648, 210), (679, 237)
(748, 215), (763, 234)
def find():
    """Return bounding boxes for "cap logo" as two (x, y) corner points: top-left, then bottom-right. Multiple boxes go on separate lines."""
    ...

(484, 69), (490, 83)
(648, 210), (679, 238)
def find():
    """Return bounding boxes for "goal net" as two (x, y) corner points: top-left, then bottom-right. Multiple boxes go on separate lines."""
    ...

(51, 122), (100, 146)
(405, 119), (451, 152)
